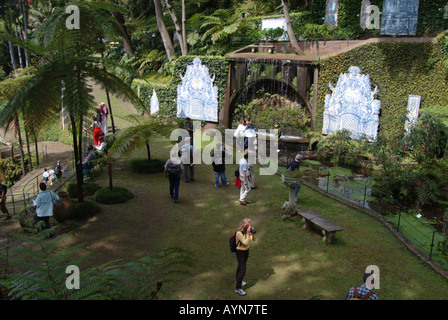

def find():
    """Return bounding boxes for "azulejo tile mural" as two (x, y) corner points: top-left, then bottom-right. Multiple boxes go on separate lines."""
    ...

(177, 57), (218, 122)
(323, 66), (381, 142)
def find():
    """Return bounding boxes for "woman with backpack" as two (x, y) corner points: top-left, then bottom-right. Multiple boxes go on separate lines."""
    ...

(164, 157), (184, 203)
(234, 218), (256, 296)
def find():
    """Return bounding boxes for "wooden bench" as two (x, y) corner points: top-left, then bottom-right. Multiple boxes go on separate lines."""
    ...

(297, 210), (343, 243)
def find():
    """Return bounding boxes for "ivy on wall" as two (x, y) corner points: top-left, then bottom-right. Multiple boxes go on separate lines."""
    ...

(132, 56), (228, 121)
(316, 40), (448, 137)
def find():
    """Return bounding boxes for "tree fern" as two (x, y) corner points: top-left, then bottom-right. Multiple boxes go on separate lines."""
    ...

(3, 233), (194, 300)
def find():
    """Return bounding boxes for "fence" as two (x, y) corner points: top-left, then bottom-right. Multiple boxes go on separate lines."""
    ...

(4, 115), (95, 216)
(2, 143), (47, 215)
(299, 161), (448, 272)
(4, 150), (76, 216)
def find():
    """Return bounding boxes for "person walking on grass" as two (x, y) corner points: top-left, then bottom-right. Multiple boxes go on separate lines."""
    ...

(180, 137), (194, 183)
(285, 153), (303, 203)
(238, 151), (251, 205)
(164, 157), (184, 203)
(212, 143), (229, 188)
(234, 218), (256, 296)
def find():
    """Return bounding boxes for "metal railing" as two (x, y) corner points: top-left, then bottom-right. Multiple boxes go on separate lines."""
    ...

(3, 150), (76, 216)
(298, 161), (448, 271)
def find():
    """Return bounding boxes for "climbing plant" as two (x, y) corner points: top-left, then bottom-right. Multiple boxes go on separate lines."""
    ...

(133, 56), (227, 121)
(316, 41), (448, 138)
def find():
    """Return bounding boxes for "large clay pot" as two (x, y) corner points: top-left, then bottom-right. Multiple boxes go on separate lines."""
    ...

(53, 191), (73, 222)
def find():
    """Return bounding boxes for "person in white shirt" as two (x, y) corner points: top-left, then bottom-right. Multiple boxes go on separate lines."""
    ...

(234, 119), (246, 153)
(33, 182), (60, 235)
(42, 168), (49, 185)
(238, 151), (251, 205)
(93, 135), (107, 154)
(48, 169), (56, 185)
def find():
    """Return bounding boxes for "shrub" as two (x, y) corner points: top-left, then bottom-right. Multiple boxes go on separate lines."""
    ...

(66, 182), (102, 198)
(71, 198), (101, 219)
(93, 187), (134, 204)
(130, 158), (165, 174)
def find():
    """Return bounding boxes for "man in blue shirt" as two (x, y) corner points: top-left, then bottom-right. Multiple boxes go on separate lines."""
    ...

(33, 183), (60, 235)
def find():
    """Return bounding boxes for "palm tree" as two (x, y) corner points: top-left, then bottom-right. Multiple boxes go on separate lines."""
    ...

(0, 1), (144, 202)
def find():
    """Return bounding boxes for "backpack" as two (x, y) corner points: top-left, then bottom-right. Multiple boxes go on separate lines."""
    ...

(167, 161), (180, 175)
(229, 231), (241, 252)
(350, 287), (374, 300)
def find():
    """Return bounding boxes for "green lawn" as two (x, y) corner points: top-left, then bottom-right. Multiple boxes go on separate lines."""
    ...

(53, 85), (448, 300)
(61, 133), (448, 300)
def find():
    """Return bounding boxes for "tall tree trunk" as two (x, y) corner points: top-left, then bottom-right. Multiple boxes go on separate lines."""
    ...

(163, 0), (187, 55)
(112, 12), (134, 55)
(281, 0), (303, 55)
(20, 0), (30, 67)
(14, 25), (23, 69)
(33, 131), (39, 166)
(14, 114), (26, 175)
(153, 0), (176, 60)
(25, 127), (33, 171)
(105, 86), (116, 134)
(107, 161), (113, 190)
(1, 16), (18, 72)
(146, 143), (151, 161)
(70, 115), (84, 203)
(100, 50), (116, 134)
(182, 0), (187, 54)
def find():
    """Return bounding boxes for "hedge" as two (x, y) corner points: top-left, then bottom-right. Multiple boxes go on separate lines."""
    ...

(66, 182), (102, 198)
(130, 158), (165, 174)
(70, 198), (102, 220)
(93, 186), (134, 204)
(133, 56), (228, 121)
(316, 40), (448, 138)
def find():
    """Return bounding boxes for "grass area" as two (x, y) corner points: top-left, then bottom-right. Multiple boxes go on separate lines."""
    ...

(38, 83), (448, 300)
(58, 132), (448, 300)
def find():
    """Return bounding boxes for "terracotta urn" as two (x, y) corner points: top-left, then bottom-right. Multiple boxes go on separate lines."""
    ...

(53, 191), (73, 222)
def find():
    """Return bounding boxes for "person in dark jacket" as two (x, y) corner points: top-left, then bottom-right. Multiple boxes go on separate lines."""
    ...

(212, 143), (229, 187)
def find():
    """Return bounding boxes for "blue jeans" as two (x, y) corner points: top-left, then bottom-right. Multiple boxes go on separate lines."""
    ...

(168, 173), (181, 200)
(295, 185), (301, 198)
(214, 171), (228, 187)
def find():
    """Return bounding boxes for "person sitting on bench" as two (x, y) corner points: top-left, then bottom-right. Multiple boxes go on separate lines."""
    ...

(82, 145), (97, 170)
